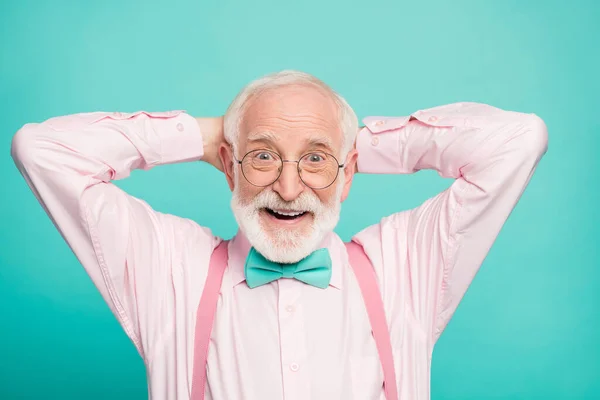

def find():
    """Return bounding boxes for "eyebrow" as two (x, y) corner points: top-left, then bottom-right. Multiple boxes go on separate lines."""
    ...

(306, 134), (334, 151)
(247, 131), (279, 143)
(246, 131), (335, 152)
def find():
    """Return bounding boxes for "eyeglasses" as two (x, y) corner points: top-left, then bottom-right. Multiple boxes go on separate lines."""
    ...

(234, 149), (345, 190)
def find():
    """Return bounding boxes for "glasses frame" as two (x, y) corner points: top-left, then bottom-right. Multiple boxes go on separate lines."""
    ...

(234, 148), (345, 190)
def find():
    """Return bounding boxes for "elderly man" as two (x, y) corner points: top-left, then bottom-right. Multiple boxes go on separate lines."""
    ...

(11, 70), (548, 400)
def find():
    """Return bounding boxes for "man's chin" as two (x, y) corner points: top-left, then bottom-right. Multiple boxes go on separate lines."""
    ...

(254, 240), (315, 264)
(240, 219), (333, 263)
(250, 226), (322, 264)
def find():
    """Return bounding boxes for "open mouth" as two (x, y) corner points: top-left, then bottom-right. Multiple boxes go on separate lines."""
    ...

(264, 208), (309, 221)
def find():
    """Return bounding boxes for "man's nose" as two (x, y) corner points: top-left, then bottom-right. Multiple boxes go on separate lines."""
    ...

(272, 162), (305, 201)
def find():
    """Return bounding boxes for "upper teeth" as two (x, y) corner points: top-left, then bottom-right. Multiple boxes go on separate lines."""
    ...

(273, 209), (305, 217)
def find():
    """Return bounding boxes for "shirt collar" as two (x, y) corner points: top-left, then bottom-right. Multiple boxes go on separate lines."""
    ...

(228, 230), (344, 290)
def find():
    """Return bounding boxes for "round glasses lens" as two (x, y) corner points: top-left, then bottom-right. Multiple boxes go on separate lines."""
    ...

(299, 152), (340, 189)
(241, 150), (282, 186)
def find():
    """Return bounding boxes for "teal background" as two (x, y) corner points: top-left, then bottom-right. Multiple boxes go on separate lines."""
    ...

(1, 0), (598, 398)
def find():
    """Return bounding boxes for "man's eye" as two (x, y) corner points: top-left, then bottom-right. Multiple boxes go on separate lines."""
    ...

(307, 154), (324, 162)
(256, 152), (272, 161)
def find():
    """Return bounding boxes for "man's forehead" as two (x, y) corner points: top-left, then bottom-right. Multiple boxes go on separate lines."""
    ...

(247, 129), (335, 149)
(241, 84), (342, 145)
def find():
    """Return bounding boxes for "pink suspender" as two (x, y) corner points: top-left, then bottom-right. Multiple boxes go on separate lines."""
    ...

(345, 241), (399, 400)
(190, 240), (398, 400)
(191, 241), (229, 400)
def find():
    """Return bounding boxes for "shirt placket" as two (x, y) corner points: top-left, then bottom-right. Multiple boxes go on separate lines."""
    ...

(278, 278), (310, 400)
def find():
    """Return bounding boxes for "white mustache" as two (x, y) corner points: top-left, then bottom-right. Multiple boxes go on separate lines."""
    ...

(250, 189), (323, 214)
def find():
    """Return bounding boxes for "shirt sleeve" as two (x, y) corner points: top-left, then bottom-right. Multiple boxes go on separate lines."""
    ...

(352, 102), (548, 348)
(10, 110), (217, 358)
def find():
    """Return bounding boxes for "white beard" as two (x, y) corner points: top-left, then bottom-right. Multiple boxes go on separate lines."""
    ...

(231, 174), (344, 264)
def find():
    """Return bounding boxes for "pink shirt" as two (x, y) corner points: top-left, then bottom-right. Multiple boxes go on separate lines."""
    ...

(11, 102), (548, 399)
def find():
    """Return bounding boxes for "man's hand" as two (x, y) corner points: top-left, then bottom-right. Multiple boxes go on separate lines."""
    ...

(195, 116), (226, 172)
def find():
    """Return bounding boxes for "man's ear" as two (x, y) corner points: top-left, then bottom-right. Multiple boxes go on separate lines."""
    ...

(219, 143), (235, 191)
(340, 148), (359, 202)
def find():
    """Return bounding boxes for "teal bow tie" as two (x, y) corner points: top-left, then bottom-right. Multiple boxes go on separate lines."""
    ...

(244, 248), (332, 289)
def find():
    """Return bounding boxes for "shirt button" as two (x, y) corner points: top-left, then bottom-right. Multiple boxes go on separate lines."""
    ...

(285, 305), (295, 313)
(371, 136), (379, 146)
(374, 120), (385, 126)
(428, 116), (438, 122)
(176, 122), (184, 132)
(290, 363), (300, 372)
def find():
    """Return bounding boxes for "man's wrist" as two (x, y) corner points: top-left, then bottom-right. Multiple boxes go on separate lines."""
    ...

(195, 116), (223, 143)
(195, 116), (225, 170)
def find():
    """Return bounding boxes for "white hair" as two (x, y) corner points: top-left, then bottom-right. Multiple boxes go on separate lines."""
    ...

(224, 70), (358, 159)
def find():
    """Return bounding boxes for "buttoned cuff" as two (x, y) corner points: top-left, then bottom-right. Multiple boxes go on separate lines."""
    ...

(356, 124), (402, 174)
(153, 111), (205, 165)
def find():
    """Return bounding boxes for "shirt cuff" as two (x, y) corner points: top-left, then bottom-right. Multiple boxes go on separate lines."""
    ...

(153, 111), (205, 165)
(356, 126), (402, 174)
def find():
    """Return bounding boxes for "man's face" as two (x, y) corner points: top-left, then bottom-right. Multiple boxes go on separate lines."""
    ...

(221, 84), (358, 263)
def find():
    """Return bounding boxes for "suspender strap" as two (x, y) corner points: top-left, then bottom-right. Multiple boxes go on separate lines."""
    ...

(191, 240), (398, 400)
(345, 241), (399, 400)
(191, 240), (229, 400)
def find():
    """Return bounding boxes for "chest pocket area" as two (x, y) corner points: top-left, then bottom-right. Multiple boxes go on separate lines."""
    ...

(350, 354), (385, 400)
